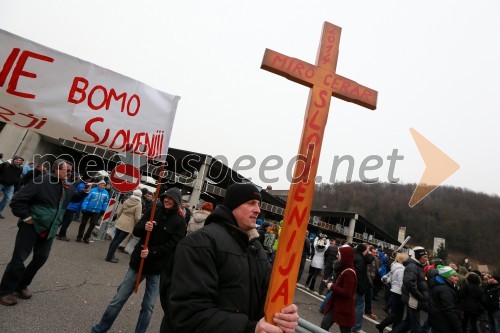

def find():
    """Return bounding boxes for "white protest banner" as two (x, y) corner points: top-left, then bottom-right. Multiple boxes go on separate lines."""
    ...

(0, 29), (180, 159)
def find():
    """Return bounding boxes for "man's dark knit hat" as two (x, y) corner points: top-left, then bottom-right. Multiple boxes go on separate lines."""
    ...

(160, 188), (182, 207)
(413, 247), (428, 260)
(356, 244), (367, 253)
(223, 183), (261, 211)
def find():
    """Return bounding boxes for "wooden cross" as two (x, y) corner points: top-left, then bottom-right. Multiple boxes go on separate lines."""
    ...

(261, 21), (378, 321)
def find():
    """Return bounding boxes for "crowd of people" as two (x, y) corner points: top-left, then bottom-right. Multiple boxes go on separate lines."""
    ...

(296, 232), (500, 333)
(0, 159), (299, 333)
(0, 154), (498, 333)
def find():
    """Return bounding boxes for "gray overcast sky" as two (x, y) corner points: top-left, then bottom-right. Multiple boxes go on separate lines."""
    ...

(1, 0), (499, 196)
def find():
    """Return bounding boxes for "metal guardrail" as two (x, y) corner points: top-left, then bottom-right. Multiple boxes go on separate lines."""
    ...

(296, 318), (330, 333)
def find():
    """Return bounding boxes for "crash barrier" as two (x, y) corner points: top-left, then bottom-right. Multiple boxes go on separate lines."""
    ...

(296, 318), (329, 333)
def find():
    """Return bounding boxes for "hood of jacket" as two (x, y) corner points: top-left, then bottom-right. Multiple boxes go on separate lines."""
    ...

(338, 245), (354, 271)
(192, 210), (210, 223)
(122, 195), (141, 210)
(391, 261), (405, 273)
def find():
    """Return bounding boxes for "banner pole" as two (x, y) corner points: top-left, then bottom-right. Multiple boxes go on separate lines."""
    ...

(134, 161), (165, 293)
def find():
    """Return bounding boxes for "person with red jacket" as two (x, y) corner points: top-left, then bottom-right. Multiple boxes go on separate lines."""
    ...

(320, 245), (358, 333)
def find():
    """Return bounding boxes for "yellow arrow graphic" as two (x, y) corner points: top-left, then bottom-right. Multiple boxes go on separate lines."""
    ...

(409, 128), (460, 207)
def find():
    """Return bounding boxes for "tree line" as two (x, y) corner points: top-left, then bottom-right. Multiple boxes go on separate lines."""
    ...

(312, 181), (499, 266)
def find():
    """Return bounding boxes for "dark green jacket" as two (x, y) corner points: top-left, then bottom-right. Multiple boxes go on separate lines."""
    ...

(10, 173), (88, 239)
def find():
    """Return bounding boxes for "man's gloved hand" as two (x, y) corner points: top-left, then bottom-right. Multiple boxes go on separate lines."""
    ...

(100, 210), (105, 216)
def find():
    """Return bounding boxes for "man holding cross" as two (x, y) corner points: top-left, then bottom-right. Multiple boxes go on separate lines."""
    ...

(169, 183), (299, 333)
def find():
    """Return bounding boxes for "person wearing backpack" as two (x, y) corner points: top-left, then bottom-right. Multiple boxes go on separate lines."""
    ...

(262, 223), (279, 263)
(483, 275), (500, 333)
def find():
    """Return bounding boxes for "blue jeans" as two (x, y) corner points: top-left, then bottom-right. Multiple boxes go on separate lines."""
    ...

(353, 291), (365, 331)
(106, 229), (129, 260)
(490, 310), (500, 333)
(0, 183), (14, 213)
(92, 268), (160, 333)
(320, 291), (333, 313)
(0, 222), (54, 295)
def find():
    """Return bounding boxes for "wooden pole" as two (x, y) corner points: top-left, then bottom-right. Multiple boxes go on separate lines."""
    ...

(261, 21), (377, 321)
(134, 161), (165, 293)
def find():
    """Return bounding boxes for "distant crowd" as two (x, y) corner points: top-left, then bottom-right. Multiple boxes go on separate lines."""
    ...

(289, 231), (499, 333)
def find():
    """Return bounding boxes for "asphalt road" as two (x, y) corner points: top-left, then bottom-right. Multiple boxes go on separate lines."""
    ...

(0, 209), (389, 333)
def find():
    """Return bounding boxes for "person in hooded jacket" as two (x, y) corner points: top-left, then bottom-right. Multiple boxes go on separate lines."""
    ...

(460, 272), (485, 333)
(186, 202), (213, 235)
(320, 245), (357, 333)
(429, 265), (463, 333)
(92, 188), (186, 333)
(105, 189), (143, 263)
(169, 183), (299, 333)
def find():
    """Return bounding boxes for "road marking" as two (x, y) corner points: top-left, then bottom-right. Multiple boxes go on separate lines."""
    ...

(296, 286), (324, 301)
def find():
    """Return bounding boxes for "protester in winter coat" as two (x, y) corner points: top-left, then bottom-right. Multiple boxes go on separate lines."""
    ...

(105, 189), (143, 263)
(352, 243), (373, 333)
(460, 272), (485, 333)
(483, 275), (500, 333)
(319, 240), (338, 295)
(0, 156), (23, 219)
(77, 180), (109, 243)
(56, 179), (91, 241)
(92, 188), (186, 333)
(186, 202), (213, 235)
(429, 265), (463, 333)
(20, 163), (46, 185)
(376, 252), (409, 333)
(391, 247), (429, 333)
(0, 160), (88, 306)
(263, 223), (280, 263)
(320, 245), (357, 333)
(306, 236), (330, 292)
(257, 221), (272, 245)
(169, 183), (299, 333)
